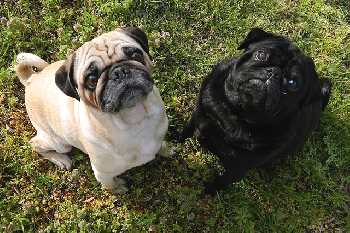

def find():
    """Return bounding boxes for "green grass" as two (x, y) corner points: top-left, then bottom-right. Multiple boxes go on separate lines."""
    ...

(1, 0), (349, 232)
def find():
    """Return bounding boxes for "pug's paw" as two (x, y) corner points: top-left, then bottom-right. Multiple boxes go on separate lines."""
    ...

(111, 177), (129, 195)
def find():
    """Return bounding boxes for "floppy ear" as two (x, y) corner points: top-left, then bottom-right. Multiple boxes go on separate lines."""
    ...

(320, 79), (331, 110)
(238, 28), (276, 50)
(122, 27), (149, 54)
(55, 53), (80, 101)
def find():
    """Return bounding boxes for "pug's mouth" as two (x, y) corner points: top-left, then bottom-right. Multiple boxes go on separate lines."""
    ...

(234, 77), (287, 124)
(101, 87), (150, 113)
(100, 65), (153, 113)
(225, 65), (284, 114)
(120, 88), (147, 108)
(238, 79), (267, 109)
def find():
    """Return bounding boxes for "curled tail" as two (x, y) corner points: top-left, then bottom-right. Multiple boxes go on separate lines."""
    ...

(15, 53), (48, 86)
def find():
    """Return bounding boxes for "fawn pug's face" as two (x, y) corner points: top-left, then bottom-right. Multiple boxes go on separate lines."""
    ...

(55, 27), (154, 113)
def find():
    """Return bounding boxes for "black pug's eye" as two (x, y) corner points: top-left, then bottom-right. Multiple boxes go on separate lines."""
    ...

(254, 50), (269, 62)
(122, 47), (144, 63)
(282, 78), (298, 93)
(287, 79), (298, 90)
(85, 63), (99, 90)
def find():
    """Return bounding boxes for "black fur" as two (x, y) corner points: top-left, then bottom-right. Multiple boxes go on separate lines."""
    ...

(122, 27), (149, 55)
(181, 29), (332, 194)
(238, 28), (283, 50)
(55, 53), (80, 101)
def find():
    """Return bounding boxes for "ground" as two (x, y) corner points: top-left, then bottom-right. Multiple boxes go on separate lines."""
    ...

(0, 0), (349, 232)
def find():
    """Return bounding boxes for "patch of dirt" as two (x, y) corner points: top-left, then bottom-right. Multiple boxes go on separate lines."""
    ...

(307, 217), (345, 233)
(7, 107), (35, 136)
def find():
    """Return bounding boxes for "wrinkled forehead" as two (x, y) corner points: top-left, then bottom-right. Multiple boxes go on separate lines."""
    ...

(75, 31), (143, 76)
(248, 39), (302, 66)
(249, 39), (295, 53)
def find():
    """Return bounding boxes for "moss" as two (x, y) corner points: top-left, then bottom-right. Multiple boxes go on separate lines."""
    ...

(0, 0), (349, 232)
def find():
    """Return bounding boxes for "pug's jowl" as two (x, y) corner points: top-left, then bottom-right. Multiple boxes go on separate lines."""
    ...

(182, 28), (331, 193)
(16, 27), (169, 193)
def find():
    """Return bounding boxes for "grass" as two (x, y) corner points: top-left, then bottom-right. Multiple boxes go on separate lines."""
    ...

(0, 0), (349, 232)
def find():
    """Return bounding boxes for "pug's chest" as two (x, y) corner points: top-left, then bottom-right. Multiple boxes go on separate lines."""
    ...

(199, 118), (288, 153)
(82, 114), (163, 165)
(115, 122), (162, 154)
(229, 126), (285, 150)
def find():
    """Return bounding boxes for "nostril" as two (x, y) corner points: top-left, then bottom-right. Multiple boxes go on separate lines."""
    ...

(266, 68), (274, 76)
(109, 66), (131, 80)
(122, 67), (130, 75)
(111, 70), (120, 80)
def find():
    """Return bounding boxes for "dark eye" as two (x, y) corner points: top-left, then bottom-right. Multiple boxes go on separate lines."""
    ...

(288, 79), (297, 88)
(86, 75), (98, 90)
(282, 78), (298, 93)
(287, 79), (298, 91)
(85, 63), (99, 90)
(123, 47), (144, 63)
(254, 50), (269, 62)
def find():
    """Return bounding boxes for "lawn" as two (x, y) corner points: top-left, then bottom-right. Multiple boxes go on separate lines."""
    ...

(0, 0), (349, 232)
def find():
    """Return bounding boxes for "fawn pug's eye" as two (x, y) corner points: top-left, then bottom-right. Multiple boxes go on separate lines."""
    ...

(85, 63), (99, 90)
(86, 75), (98, 90)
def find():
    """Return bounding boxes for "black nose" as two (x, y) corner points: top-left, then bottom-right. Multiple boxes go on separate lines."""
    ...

(239, 79), (266, 106)
(108, 65), (131, 80)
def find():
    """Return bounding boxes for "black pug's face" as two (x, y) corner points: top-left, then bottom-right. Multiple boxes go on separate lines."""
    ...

(224, 28), (323, 123)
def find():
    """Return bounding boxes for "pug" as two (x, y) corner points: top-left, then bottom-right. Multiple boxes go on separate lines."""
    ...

(15, 27), (169, 193)
(181, 28), (331, 193)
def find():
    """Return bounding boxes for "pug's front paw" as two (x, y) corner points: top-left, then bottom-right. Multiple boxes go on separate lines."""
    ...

(111, 177), (129, 194)
(101, 177), (129, 195)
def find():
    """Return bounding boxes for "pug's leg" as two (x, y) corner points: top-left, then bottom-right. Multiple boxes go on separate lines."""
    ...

(180, 110), (197, 142)
(30, 135), (72, 170)
(205, 168), (246, 195)
(320, 79), (331, 110)
(93, 170), (128, 194)
(203, 143), (247, 195)
(112, 177), (129, 194)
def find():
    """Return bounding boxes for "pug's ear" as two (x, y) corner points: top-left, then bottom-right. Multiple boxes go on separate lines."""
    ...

(320, 79), (331, 110)
(122, 27), (149, 54)
(238, 28), (276, 50)
(55, 53), (80, 101)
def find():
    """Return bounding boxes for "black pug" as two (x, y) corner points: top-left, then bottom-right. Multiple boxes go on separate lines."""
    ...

(181, 28), (331, 193)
